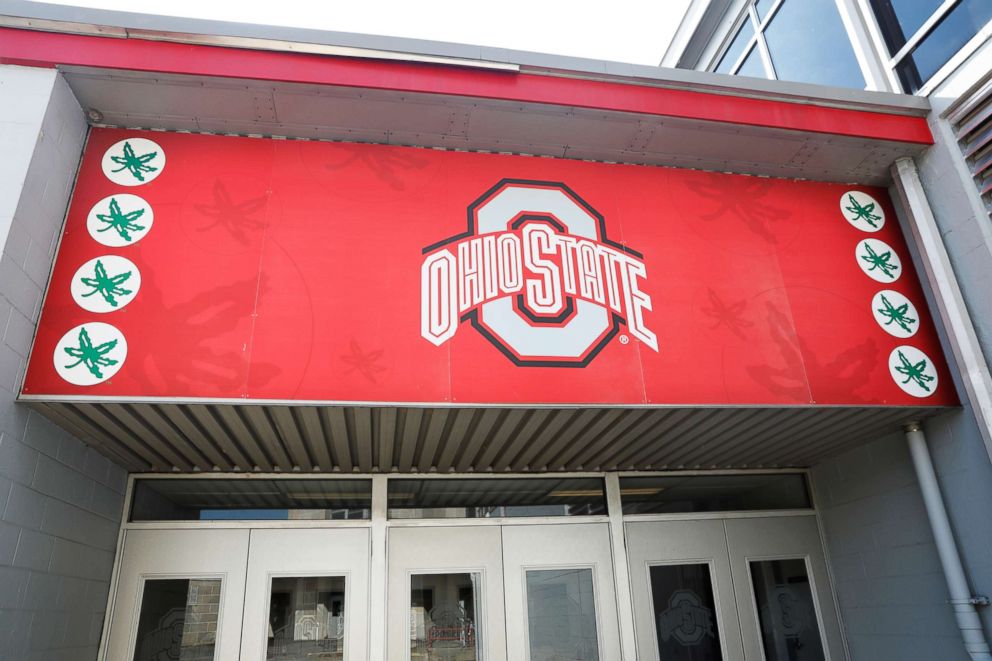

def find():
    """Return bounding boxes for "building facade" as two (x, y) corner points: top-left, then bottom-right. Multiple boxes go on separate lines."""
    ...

(0, 1), (989, 661)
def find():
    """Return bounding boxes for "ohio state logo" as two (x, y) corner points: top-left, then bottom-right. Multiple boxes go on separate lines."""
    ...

(421, 179), (658, 367)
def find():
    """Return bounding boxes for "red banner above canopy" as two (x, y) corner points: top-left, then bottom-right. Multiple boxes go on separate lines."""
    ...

(22, 129), (955, 406)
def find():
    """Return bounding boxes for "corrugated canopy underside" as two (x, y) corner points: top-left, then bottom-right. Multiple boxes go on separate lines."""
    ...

(29, 402), (943, 473)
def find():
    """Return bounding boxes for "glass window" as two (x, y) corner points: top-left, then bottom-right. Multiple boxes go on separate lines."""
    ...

(133, 578), (221, 661)
(410, 573), (482, 660)
(619, 473), (810, 515)
(266, 576), (345, 660)
(716, 21), (756, 74)
(869, 0), (944, 54)
(750, 559), (825, 661)
(650, 564), (722, 660)
(755, 0), (777, 22)
(736, 46), (768, 79)
(526, 569), (600, 661)
(387, 478), (606, 519)
(764, 0), (866, 88)
(895, 0), (992, 92)
(130, 479), (372, 521)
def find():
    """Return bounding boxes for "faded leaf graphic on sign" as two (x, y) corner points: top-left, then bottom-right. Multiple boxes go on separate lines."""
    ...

(341, 340), (387, 383)
(323, 145), (430, 191)
(686, 175), (790, 244)
(701, 288), (753, 339)
(746, 302), (877, 402)
(193, 180), (269, 244)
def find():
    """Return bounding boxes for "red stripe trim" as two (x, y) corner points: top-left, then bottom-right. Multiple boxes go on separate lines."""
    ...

(0, 27), (933, 145)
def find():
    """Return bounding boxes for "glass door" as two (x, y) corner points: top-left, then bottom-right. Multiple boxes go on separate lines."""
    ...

(625, 519), (745, 661)
(387, 526), (507, 661)
(240, 528), (371, 661)
(501, 523), (622, 661)
(725, 516), (845, 661)
(104, 528), (250, 661)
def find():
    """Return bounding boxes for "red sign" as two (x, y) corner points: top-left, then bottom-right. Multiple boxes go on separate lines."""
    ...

(22, 128), (955, 406)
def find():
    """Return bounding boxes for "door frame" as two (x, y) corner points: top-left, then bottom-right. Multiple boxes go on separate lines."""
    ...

(100, 468), (844, 661)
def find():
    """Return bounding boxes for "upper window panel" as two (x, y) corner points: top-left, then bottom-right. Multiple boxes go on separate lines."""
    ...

(716, 20), (755, 73)
(711, 0), (865, 89)
(894, 0), (992, 92)
(870, 0), (944, 54)
(388, 477), (607, 519)
(130, 478), (373, 521)
(764, 0), (866, 88)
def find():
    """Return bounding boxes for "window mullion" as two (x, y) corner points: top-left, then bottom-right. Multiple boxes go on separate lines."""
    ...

(888, 0), (961, 66)
(750, 4), (777, 80)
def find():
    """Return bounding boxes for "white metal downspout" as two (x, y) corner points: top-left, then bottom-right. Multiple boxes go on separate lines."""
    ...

(905, 422), (991, 660)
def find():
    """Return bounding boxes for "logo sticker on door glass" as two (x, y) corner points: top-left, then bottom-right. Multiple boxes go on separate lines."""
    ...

(87, 194), (154, 246)
(54, 322), (128, 386)
(101, 137), (165, 186)
(70, 255), (141, 313)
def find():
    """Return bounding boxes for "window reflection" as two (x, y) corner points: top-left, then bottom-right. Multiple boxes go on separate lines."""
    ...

(526, 569), (600, 661)
(266, 576), (346, 660)
(894, 0), (992, 92)
(750, 559), (825, 661)
(133, 579), (221, 661)
(410, 573), (482, 660)
(764, 0), (865, 88)
(650, 564), (722, 660)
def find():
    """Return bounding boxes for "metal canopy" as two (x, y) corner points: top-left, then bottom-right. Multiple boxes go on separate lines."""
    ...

(59, 66), (925, 185)
(30, 402), (941, 474)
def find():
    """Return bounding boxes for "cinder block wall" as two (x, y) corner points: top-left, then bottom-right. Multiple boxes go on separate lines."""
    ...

(811, 428), (968, 660)
(0, 65), (127, 661)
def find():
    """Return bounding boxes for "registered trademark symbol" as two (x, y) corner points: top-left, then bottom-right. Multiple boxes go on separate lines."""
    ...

(618, 335), (629, 345)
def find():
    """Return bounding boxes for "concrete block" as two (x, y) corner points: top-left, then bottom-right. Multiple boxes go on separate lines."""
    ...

(63, 610), (96, 647)
(21, 413), (63, 459)
(0, 566), (30, 608)
(848, 632), (969, 661)
(871, 513), (935, 549)
(3, 484), (46, 531)
(12, 529), (54, 571)
(1, 220), (30, 269)
(105, 462), (127, 495)
(0, 434), (42, 486)
(28, 608), (67, 650)
(0, 254), (41, 321)
(21, 237), (53, 289)
(49, 539), (114, 581)
(0, 520), (19, 564)
(0, 398), (30, 440)
(861, 542), (942, 579)
(3, 308), (35, 359)
(55, 433), (87, 471)
(57, 576), (89, 610)
(41, 499), (119, 550)
(0, 608), (34, 660)
(21, 571), (61, 610)
(80, 447), (110, 485)
(89, 482), (123, 521)
(32, 455), (94, 509)
(0, 343), (24, 393)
